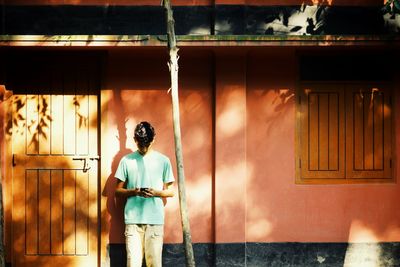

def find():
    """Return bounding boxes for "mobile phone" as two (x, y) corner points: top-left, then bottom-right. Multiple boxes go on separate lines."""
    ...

(140, 188), (149, 192)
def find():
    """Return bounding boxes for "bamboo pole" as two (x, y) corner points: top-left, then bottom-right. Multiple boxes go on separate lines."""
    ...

(161, 1), (196, 266)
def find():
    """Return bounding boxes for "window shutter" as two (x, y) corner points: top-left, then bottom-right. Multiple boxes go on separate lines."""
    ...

(345, 84), (392, 179)
(299, 83), (345, 179)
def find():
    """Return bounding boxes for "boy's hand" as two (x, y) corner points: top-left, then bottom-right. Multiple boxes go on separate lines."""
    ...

(131, 188), (142, 197)
(141, 188), (159, 198)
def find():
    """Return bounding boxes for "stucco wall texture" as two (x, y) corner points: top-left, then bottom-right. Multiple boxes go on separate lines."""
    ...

(100, 47), (400, 247)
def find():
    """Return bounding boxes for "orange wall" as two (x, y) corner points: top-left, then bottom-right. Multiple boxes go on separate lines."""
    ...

(100, 48), (214, 245)
(246, 48), (400, 243)
(1, 46), (397, 265)
(100, 46), (400, 252)
(214, 50), (247, 243)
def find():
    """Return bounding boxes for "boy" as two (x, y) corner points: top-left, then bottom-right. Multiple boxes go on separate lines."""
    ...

(115, 121), (175, 267)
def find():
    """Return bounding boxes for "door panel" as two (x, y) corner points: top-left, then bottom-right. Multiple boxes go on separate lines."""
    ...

(12, 88), (98, 266)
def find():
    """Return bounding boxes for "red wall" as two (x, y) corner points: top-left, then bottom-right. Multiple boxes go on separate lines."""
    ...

(246, 48), (400, 243)
(100, 47), (400, 248)
(101, 48), (214, 245)
(1, 46), (398, 264)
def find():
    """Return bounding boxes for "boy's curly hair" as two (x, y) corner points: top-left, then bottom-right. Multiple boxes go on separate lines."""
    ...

(134, 121), (155, 147)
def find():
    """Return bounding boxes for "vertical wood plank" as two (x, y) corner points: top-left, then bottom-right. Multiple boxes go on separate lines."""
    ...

(64, 73), (76, 155)
(51, 170), (63, 255)
(26, 95), (39, 155)
(338, 88), (345, 178)
(25, 170), (38, 255)
(88, 95), (98, 156)
(75, 170), (88, 255)
(64, 95), (76, 155)
(353, 92), (364, 170)
(51, 94), (64, 155)
(13, 95), (27, 155)
(76, 71), (89, 155)
(364, 92), (374, 170)
(38, 170), (51, 254)
(308, 93), (319, 170)
(374, 91), (384, 170)
(318, 94), (329, 170)
(328, 93), (339, 170)
(76, 95), (89, 155)
(383, 89), (392, 178)
(38, 95), (51, 155)
(373, 90), (384, 170)
(63, 170), (76, 255)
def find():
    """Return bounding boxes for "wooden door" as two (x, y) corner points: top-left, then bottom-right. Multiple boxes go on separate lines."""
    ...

(11, 63), (99, 267)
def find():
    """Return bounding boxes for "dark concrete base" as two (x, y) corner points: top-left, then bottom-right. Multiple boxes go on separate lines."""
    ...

(108, 242), (400, 267)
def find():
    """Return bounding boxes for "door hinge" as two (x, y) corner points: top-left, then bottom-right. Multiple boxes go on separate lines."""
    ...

(390, 158), (392, 168)
(299, 159), (301, 169)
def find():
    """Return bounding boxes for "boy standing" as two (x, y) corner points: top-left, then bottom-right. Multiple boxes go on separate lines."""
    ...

(115, 121), (175, 267)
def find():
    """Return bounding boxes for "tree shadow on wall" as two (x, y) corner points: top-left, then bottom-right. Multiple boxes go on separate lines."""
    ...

(1, 50), (108, 267)
(101, 89), (132, 267)
(6, 93), (96, 267)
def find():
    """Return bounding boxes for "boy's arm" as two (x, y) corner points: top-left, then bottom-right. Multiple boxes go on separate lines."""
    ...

(115, 179), (141, 197)
(144, 182), (175, 198)
(161, 182), (175, 197)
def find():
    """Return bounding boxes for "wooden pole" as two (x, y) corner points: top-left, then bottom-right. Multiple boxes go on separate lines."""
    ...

(161, 1), (196, 266)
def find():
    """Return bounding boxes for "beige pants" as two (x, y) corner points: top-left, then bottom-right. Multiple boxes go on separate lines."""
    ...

(125, 224), (164, 267)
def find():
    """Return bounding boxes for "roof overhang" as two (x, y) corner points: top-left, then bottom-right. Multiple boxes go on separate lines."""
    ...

(1, 35), (399, 47)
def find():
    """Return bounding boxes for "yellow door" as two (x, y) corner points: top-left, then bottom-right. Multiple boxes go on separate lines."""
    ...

(11, 70), (99, 267)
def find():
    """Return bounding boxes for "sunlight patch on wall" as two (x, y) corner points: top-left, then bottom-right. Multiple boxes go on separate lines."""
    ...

(216, 161), (246, 204)
(348, 220), (379, 242)
(384, 12), (400, 33)
(344, 220), (382, 267)
(217, 108), (245, 137)
(101, 126), (120, 173)
(188, 26), (211, 35)
(187, 174), (212, 208)
(217, 89), (246, 138)
(246, 160), (273, 241)
(247, 219), (273, 240)
(125, 119), (140, 150)
(215, 20), (232, 35)
(263, 4), (321, 35)
(183, 126), (206, 153)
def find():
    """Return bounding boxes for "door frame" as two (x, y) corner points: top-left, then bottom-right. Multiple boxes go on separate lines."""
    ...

(3, 51), (103, 267)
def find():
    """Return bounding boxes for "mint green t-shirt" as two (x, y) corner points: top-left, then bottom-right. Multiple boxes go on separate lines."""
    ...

(115, 150), (175, 225)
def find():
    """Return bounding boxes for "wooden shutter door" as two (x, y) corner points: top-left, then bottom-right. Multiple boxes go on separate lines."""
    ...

(345, 84), (392, 179)
(298, 83), (345, 180)
(11, 58), (99, 267)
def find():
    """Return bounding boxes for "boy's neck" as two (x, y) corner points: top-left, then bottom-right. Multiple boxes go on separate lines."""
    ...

(138, 147), (152, 155)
